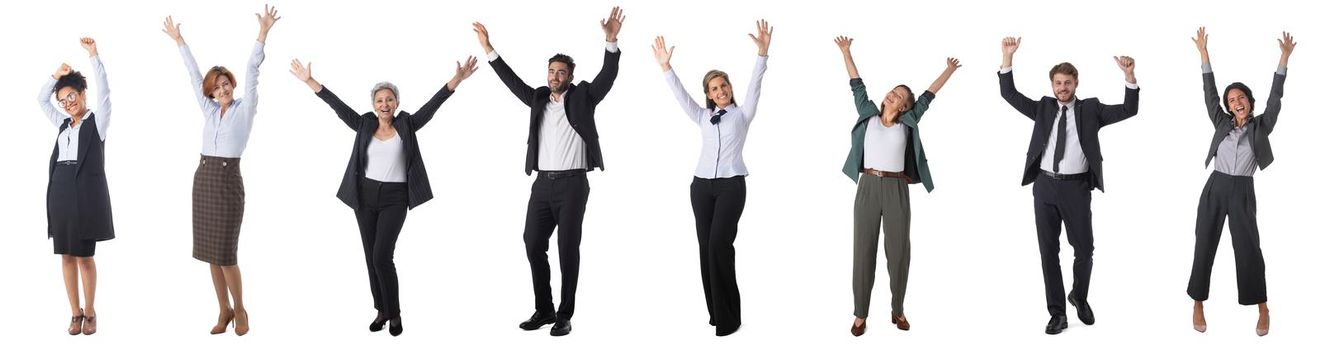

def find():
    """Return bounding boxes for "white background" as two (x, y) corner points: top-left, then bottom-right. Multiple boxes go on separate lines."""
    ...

(0, 0), (1315, 349)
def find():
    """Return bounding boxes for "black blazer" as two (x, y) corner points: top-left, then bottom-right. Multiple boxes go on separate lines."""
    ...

(998, 70), (1140, 192)
(47, 114), (115, 241)
(315, 85), (454, 210)
(488, 49), (621, 175)
(1202, 71), (1283, 170)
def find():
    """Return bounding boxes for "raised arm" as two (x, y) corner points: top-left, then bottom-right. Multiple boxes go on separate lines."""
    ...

(83, 38), (111, 140)
(1098, 55), (1140, 126)
(654, 36), (704, 123)
(927, 57), (960, 95)
(254, 4), (279, 44)
(411, 56), (480, 131)
(998, 36), (1039, 119)
(38, 64), (70, 127)
(1259, 31), (1295, 135)
(241, 5), (278, 111)
(837, 36), (880, 118)
(473, 21), (537, 106)
(835, 36), (860, 79)
(1193, 27), (1228, 126)
(164, 16), (217, 114)
(290, 59), (361, 130)
(586, 7), (625, 103)
(741, 19), (771, 120)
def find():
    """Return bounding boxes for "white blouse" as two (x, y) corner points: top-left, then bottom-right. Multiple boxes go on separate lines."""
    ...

(39, 55), (111, 161)
(663, 55), (768, 179)
(862, 117), (907, 172)
(366, 135), (407, 183)
(179, 42), (265, 158)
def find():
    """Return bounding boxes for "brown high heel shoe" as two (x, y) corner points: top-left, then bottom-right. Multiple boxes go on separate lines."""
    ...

(82, 313), (98, 335)
(892, 314), (910, 331)
(234, 309), (250, 336)
(850, 318), (867, 337)
(68, 309), (85, 336)
(211, 309), (235, 334)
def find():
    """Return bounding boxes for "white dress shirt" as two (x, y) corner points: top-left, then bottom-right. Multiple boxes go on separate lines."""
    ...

(39, 55), (111, 161)
(487, 42), (619, 172)
(862, 117), (907, 172)
(1039, 99), (1089, 174)
(366, 134), (407, 183)
(663, 55), (768, 179)
(180, 42), (265, 158)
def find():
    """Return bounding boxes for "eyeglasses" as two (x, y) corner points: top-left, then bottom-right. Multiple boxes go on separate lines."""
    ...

(57, 91), (80, 108)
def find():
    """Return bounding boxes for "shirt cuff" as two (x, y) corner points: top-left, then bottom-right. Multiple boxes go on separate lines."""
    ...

(605, 41), (619, 53)
(999, 66), (1012, 74)
(1201, 63), (1212, 74)
(1277, 65), (1287, 75)
(1125, 82), (1139, 89)
(486, 50), (500, 62)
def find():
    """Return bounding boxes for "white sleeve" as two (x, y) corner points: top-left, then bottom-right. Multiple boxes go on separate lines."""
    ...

(180, 44), (219, 114)
(741, 55), (768, 122)
(37, 77), (64, 127)
(90, 55), (111, 140)
(243, 41), (265, 112)
(663, 68), (706, 124)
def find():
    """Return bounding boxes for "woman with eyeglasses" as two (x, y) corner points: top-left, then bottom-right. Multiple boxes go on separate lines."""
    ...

(288, 54), (478, 336)
(39, 37), (114, 336)
(160, 4), (279, 336)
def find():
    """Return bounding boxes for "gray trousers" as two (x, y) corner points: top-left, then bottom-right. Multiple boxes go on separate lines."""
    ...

(852, 175), (911, 318)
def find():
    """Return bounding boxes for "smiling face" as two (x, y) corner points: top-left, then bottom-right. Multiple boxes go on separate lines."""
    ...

(1226, 88), (1251, 119)
(547, 61), (572, 94)
(1051, 73), (1077, 103)
(211, 75), (235, 106)
(882, 85), (913, 114)
(374, 89), (398, 119)
(706, 76), (733, 109)
(56, 86), (87, 117)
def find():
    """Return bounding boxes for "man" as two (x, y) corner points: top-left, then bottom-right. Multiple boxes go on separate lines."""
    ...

(472, 6), (624, 337)
(997, 36), (1139, 335)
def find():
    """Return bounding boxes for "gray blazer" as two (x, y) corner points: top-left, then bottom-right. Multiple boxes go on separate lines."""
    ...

(1201, 69), (1285, 170)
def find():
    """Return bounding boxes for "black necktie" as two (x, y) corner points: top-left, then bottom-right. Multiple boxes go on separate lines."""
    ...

(710, 109), (727, 125)
(1052, 106), (1069, 173)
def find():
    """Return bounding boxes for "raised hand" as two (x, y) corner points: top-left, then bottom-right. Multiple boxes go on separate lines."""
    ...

(1279, 31), (1296, 67)
(1192, 27), (1209, 53)
(1113, 55), (1137, 84)
(651, 36), (675, 71)
(53, 63), (73, 80)
(472, 22), (494, 54)
(80, 37), (98, 57)
(835, 35), (859, 79)
(289, 58), (321, 92)
(748, 19), (773, 56)
(448, 56), (480, 90)
(601, 6), (625, 43)
(834, 35), (853, 53)
(929, 57), (961, 94)
(255, 4), (281, 43)
(162, 16), (185, 46)
(946, 57), (962, 72)
(1002, 36), (1021, 57)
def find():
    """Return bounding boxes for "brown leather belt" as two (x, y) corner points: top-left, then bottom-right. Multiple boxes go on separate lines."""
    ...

(863, 168), (911, 181)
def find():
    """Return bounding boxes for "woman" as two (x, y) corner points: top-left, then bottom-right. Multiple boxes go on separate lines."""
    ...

(833, 35), (958, 336)
(649, 19), (771, 337)
(160, 5), (279, 336)
(1187, 27), (1293, 337)
(289, 56), (478, 336)
(39, 37), (114, 336)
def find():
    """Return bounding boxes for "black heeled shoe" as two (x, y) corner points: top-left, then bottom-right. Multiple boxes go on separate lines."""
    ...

(369, 312), (387, 332)
(388, 316), (403, 336)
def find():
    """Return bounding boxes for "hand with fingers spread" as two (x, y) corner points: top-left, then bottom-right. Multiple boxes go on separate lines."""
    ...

(472, 22), (494, 54)
(1001, 36), (1021, 69)
(929, 57), (961, 94)
(651, 36), (675, 71)
(289, 59), (322, 92)
(52, 63), (72, 80)
(749, 19), (773, 56)
(1278, 31), (1296, 67)
(1114, 55), (1136, 84)
(601, 6), (625, 43)
(834, 35), (860, 79)
(80, 37), (98, 57)
(162, 16), (185, 46)
(255, 4), (281, 44)
(1192, 27), (1210, 65)
(448, 56), (481, 90)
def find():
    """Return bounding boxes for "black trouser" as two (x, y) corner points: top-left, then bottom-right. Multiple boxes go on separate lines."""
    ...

(524, 170), (590, 320)
(1188, 171), (1267, 305)
(355, 178), (409, 319)
(690, 176), (746, 331)
(1032, 173), (1094, 317)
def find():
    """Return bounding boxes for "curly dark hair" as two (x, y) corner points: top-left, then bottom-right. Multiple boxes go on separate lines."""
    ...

(53, 70), (88, 94)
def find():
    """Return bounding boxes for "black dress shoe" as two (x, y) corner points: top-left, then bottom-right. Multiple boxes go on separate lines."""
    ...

(716, 323), (740, 337)
(1068, 292), (1095, 325)
(388, 316), (403, 336)
(369, 312), (387, 332)
(550, 319), (572, 336)
(1045, 315), (1068, 335)
(519, 312), (556, 331)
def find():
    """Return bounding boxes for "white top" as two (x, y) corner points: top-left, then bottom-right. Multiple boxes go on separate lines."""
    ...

(365, 135), (407, 183)
(862, 117), (907, 172)
(180, 42), (265, 158)
(1039, 100), (1089, 174)
(663, 55), (768, 179)
(39, 55), (111, 161)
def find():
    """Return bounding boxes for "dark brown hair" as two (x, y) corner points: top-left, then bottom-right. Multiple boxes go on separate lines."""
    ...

(1049, 62), (1078, 81)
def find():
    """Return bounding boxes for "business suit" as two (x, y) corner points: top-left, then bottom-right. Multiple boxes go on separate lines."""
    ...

(489, 47), (620, 322)
(1187, 66), (1284, 305)
(314, 84), (452, 321)
(998, 69), (1139, 319)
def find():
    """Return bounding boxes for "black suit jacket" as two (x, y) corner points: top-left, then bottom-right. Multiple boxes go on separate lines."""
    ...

(488, 49), (621, 175)
(47, 114), (115, 241)
(315, 85), (454, 210)
(998, 70), (1140, 192)
(1202, 70), (1283, 170)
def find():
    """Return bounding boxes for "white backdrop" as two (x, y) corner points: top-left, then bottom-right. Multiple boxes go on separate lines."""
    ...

(0, 0), (1315, 349)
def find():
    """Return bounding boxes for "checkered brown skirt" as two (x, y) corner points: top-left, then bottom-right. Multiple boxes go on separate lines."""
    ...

(192, 155), (244, 266)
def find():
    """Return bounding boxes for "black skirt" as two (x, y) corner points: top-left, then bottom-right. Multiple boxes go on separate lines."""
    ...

(49, 164), (96, 257)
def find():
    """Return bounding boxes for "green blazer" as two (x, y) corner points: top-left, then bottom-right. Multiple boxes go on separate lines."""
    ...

(841, 78), (936, 192)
